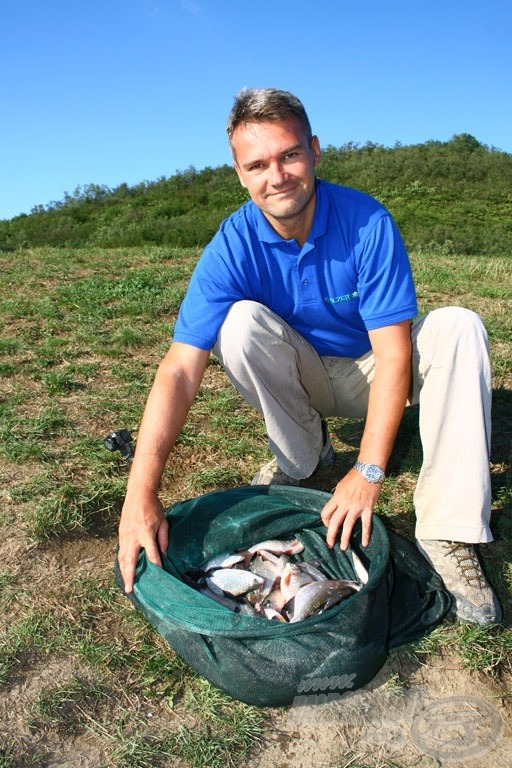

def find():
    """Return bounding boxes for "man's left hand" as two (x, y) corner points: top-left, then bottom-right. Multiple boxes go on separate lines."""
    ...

(320, 468), (382, 550)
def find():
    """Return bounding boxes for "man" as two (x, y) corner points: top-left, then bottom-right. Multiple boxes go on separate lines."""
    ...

(118, 87), (501, 626)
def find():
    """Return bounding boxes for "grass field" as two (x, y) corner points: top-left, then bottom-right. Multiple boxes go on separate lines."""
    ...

(0, 244), (510, 767)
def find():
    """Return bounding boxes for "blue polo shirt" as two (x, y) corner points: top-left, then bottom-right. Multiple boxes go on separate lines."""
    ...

(173, 179), (417, 358)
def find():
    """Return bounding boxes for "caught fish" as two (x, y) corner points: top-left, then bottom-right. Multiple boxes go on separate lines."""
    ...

(198, 586), (257, 615)
(281, 562), (317, 603)
(246, 538), (305, 556)
(248, 553), (282, 582)
(255, 551), (292, 577)
(261, 605), (287, 621)
(184, 535), (367, 623)
(295, 559), (328, 583)
(261, 586), (287, 613)
(201, 551), (247, 572)
(245, 554), (281, 602)
(351, 550), (369, 585)
(206, 569), (264, 597)
(286, 579), (361, 623)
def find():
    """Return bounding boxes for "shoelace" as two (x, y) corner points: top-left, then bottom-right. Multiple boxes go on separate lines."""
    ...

(445, 543), (488, 588)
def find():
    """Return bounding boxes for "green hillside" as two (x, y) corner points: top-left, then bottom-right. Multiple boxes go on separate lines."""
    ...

(2, 134), (511, 255)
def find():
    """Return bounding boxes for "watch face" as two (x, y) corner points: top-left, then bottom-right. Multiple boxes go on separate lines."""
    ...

(355, 461), (384, 482)
(362, 464), (384, 482)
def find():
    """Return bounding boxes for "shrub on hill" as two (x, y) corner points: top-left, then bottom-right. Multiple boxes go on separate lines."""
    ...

(1, 135), (510, 255)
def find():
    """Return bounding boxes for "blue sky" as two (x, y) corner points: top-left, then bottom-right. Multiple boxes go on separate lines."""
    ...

(1, 0), (511, 221)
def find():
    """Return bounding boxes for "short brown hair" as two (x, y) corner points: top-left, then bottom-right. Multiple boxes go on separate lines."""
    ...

(226, 88), (313, 145)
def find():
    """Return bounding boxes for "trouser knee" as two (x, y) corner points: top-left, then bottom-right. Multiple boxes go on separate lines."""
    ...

(413, 306), (490, 370)
(213, 301), (292, 370)
(425, 306), (488, 347)
(213, 301), (269, 357)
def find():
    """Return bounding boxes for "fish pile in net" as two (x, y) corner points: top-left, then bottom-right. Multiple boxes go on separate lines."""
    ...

(184, 537), (369, 623)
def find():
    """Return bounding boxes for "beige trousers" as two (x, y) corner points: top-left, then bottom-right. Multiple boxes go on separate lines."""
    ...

(213, 301), (493, 543)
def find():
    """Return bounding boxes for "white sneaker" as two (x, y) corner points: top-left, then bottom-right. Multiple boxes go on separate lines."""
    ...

(251, 422), (335, 486)
(416, 539), (502, 626)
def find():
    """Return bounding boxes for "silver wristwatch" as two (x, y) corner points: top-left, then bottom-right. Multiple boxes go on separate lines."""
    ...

(354, 461), (385, 483)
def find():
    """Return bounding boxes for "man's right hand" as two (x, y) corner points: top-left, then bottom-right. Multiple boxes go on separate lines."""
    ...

(118, 491), (169, 593)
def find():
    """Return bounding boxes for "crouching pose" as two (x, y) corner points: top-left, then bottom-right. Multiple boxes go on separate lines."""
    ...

(118, 87), (501, 626)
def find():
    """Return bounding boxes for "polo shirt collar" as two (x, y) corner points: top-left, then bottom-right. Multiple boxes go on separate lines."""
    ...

(252, 179), (330, 246)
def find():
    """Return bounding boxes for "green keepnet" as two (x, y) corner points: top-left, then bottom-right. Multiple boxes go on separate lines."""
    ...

(116, 485), (451, 707)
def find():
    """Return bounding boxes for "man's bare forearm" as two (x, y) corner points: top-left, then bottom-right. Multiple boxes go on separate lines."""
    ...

(321, 321), (412, 549)
(126, 370), (195, 495)
(118, 343), (210, 592)
(357, 352), (411, 470)
(126, 343), (210, 496)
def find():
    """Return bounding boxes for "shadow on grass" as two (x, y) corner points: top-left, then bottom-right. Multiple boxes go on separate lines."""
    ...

(318, 388), (512, 627)
(324, 387), (511, 507)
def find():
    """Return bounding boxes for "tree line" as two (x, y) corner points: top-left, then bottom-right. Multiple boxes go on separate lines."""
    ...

(1, 134), (511, 255)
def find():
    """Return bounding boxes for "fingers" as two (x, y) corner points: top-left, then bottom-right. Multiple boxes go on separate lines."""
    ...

(144, 538), (163, 569)
(118, 547), (139, 594)
(339, 512), (359, 551)
(361, 510), (372, 548)
(340, 507), (373, 550)
(157, 516), (170, 555)
(321, 468), (381, 551)
(320, 495), (337, 526)
(119, 534), (164, 594)
(325, 506), (348, 548)
(325, 506), (373, 551)
(321, 482), (375, 551)
(118, 516), (167, 594)
(118, 494), (166, 594)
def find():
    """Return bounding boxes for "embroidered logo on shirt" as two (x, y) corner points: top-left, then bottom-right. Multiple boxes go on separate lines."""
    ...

(324, 291), (359, 304)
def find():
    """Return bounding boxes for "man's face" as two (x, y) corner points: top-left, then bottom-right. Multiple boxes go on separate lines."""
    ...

(231, 118), (321, 237)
